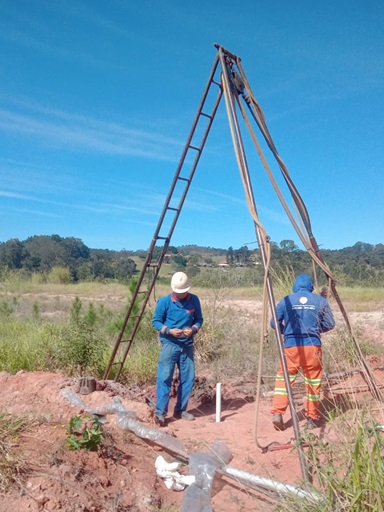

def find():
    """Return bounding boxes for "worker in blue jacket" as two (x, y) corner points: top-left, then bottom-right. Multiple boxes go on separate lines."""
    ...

(152, 272), (203, 427)
(270, 274), (335, 431)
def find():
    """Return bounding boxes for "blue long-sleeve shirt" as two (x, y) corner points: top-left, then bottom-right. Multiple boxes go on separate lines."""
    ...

(270, 274), (335, 347)
(152, 292), (203, 347)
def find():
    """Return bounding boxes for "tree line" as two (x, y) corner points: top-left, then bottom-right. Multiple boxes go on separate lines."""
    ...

(0, 235), (136, 282)
(0, 235), (383, 286)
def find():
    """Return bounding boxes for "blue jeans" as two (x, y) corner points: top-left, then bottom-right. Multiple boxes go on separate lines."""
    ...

(156, 342), (195, 416)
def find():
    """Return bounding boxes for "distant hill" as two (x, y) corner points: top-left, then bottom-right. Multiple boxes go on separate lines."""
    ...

(0, 236), (383, 286)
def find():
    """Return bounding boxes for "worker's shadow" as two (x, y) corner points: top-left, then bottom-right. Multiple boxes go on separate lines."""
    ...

(168, 376), (255, 421)
(211, 473), (270, 505)
(188, 395), (255, 422)
(283, 392), (354, 433)
(319, 392), (355, 419)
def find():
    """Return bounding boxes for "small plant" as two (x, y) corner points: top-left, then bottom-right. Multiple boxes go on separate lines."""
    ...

(245, 452), (256, 465)
(0, 296), (18, 318)
(66, 414), (103, 452)
(70, 296), (83, 325)
(31, 301), (40, 322)
(84, 303), (97, 327)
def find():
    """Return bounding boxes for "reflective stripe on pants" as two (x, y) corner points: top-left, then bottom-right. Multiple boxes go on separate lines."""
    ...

(271, 345), (322, 420)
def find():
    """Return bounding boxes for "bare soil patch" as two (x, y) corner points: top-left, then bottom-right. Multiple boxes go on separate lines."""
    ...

(1, 361), (384, 512)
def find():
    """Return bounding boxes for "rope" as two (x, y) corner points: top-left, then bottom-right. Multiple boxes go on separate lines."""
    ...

(221, 70), (291, 452)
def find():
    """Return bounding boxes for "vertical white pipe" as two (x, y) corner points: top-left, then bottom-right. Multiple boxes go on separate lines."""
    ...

(216, 383), (222, 422)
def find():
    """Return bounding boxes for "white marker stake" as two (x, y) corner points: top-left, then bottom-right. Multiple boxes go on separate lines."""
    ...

(216, 383), (222, 422)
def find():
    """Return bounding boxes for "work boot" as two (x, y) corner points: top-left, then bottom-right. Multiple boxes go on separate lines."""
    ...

(272, 414), (285, 431)
(173, 411), (195, 421)
(305, 417), (319, 430)
(156, 414), (166, 427)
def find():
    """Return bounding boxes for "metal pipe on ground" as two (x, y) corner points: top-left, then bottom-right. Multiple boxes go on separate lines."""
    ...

(223, 466), (322, 503)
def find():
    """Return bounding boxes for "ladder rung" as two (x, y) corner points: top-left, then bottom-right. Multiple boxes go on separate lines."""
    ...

(200, 112), (213, 119)
(167, 206), (179, 212)
(188, 145), (201, 152)
(157, 236), (168, 240)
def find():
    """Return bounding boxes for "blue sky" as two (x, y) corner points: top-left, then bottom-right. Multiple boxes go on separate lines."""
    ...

(1, 1), (383, 251)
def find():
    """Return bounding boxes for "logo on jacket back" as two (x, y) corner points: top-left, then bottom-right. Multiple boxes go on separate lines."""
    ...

(293, 296), (315, 311)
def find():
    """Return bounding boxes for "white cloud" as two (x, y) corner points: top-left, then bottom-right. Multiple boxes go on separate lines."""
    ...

(0, 190), (36, 200)
(0, 101), (183, 160)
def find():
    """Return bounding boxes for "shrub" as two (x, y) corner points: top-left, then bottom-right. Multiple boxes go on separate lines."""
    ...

(47, 266), (72, 284)
(50, 322), (108, 376)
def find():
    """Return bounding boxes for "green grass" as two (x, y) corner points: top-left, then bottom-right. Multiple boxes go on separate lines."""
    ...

(3, 279), (129, 297)
(130, 257), (173, 278)
(336, 286), (384, 301)
(0, 323), (55, 373)
(278, 409), (384, 511)
(115, 338), (160, 386)
(334, 286), (384, 313)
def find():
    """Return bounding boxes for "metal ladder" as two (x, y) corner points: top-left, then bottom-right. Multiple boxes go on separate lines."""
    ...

(103, 52), (225, 381)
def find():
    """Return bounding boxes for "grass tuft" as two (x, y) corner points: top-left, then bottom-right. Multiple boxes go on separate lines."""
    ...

(0, 413), (30, 493)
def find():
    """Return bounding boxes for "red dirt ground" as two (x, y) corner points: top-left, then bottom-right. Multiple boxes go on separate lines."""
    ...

(1, 364), (384, 512)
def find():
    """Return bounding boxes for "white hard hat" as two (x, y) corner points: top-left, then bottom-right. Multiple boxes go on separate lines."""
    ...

(171, 272), (190, 293)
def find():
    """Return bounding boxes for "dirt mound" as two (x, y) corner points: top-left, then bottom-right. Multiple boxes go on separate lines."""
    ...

(1, 368), (383, 511)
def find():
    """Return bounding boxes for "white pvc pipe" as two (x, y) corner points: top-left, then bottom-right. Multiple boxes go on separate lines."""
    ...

(216, 382), (222, 422)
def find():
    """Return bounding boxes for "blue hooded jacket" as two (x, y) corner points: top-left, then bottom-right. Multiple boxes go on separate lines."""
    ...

(270, 274), (335, 347)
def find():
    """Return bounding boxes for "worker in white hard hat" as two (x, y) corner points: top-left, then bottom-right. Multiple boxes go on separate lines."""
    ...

(152, 271), (204, 427)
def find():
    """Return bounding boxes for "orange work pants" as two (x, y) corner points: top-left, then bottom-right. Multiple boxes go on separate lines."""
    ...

(271, 345), (322, 420)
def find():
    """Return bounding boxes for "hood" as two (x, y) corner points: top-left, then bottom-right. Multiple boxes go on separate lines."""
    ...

(292, 274), (314, 293)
